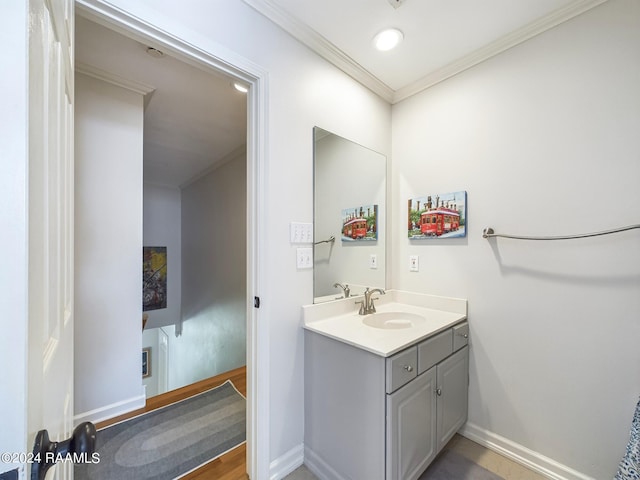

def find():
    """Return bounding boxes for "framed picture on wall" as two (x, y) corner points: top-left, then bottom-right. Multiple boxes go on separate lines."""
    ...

(341, 204), (378, 241)
(142, 347), (151, 378)
(143, 246), (167, 311)
(408, 191), (467, 239)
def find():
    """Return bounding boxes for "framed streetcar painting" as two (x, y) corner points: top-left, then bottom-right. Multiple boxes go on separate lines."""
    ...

(408, 191), (467, 239)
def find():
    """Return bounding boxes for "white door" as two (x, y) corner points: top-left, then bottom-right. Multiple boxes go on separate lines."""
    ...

(27, 0), (78, 479)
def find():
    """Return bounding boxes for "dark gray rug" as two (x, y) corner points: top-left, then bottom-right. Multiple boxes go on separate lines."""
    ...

(419, 449), (505, 480)
(75, 380), (245, 480)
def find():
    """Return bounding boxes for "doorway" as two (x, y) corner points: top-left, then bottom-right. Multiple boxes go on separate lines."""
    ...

(74, 4), (266, 478)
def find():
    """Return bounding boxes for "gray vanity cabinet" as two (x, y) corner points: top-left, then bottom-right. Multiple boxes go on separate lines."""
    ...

(386, 364), (437, 480)
(304, 321), (468, 480)
(386, 344), (469, 480)
(436, 346), (469, 452)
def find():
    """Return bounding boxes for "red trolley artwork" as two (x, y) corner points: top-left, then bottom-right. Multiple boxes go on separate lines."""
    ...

(343, 217), (368, 239)
(341, 204), (378, 241)
(420, 207), (460, 237)
(408, 191), (467, 239)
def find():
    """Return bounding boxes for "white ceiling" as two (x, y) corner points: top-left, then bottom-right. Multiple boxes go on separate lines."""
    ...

(75, 1), (607, 186)
(75, 16), (247, 189)
(243, 0), (608, 103)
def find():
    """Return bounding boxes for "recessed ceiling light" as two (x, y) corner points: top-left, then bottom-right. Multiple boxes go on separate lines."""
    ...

(146, 47), (165, 58)
(233, 82), (249, 93)
(372, 28), (404, 51)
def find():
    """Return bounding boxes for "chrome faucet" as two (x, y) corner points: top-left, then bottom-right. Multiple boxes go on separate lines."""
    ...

(333, 282), (350, 298)
(356, 287), (386, 315)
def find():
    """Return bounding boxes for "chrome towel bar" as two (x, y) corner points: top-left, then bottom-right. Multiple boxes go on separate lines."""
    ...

(314, 235), (335, 245)
(482, 224), (640, 241)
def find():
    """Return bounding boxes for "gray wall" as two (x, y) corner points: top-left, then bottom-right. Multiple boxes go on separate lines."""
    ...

(170, 153), (247, 389)
(391, 1), (640, 478)
(75, 73), (144, 417)
(143, 184), (182, 329)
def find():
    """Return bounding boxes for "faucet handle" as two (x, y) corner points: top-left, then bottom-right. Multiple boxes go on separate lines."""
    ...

(334, 282), (351, 298)
(355, 300), (365, 315)
(369, 297), (380, 313)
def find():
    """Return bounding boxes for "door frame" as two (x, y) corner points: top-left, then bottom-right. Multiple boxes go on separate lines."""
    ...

(75, 1), (269, 478)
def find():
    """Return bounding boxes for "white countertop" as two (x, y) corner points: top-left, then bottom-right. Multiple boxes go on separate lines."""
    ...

(302, 290), (467, 357)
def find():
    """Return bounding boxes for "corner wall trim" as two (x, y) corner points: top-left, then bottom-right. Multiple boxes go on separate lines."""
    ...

(74, 392), (146, 426)
(269, 443), (304, 480)
(460, 422), (596, 480)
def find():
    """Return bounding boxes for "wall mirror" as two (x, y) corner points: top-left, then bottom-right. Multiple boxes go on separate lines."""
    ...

(313, 127), (386, 303)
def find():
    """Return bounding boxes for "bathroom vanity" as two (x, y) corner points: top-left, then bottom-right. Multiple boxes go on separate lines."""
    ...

(303, 290), (468, 480)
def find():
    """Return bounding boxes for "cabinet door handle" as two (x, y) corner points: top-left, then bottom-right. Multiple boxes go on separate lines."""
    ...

(436, 388), (442, 396)
(403, 364), (413, 372)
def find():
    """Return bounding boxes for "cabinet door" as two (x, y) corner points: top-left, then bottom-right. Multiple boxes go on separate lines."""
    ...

(436, 345), (469, 451)
(386, 368), (437, 480)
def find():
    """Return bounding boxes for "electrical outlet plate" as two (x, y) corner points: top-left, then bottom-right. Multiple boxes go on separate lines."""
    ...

(409, 255), (419, 272)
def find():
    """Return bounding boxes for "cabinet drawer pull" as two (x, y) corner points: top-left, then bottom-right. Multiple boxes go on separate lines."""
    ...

(457, 332), (468, 338)
(403, 364), (413, 372)
(436, 388), (442, 396)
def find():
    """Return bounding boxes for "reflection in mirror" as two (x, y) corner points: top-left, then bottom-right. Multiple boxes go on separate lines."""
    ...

(313, 127), (386, 303)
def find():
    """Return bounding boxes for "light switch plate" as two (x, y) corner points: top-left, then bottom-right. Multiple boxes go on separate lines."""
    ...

(290, 222), (313, 244)
(296, 247), (313, 269)
(369, 254), (378, 269)
(409, 255), (419, 272)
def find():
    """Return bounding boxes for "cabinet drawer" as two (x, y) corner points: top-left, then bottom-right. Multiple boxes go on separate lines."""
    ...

(453, 322), (469, 351)
(418, 329), (452, 375)
(386, 346), (417, 394)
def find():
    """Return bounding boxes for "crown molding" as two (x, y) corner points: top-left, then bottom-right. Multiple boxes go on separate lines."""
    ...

(392, 0), (610, 103)
(242, 0), (395, 103)
(75, 61), (156, 96)
(243, 0), (609, 105)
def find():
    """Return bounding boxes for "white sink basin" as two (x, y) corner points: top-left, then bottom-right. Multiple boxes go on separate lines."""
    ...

(362, 312), (426, 329)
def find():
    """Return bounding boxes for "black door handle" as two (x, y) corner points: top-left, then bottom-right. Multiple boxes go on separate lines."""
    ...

(31, 422), (96, 480)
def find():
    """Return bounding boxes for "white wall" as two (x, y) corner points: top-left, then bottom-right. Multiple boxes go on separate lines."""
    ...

(169, 154), (247, 389)
(391, 1), (640, 478)
(143, 183), (182, 329)
(93, 1), (392, 473)
(74, 73), (145, 418)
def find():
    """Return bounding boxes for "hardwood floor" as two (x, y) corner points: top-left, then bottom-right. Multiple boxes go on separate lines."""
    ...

(97, 365), (248, 480)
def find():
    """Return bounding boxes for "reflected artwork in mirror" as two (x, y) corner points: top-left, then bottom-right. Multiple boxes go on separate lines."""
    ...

(313, 127), (386, 303)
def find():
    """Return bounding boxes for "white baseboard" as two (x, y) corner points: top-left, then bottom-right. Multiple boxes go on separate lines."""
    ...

(460, 422), (596, 480)
(304, 447), (348, 480)
(269, 443), (304, 480)
(74, 392), (146, 426)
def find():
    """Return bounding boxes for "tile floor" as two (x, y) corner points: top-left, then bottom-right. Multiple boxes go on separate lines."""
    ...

(284, 434), (548, 480)
(443, 435), (547, 480)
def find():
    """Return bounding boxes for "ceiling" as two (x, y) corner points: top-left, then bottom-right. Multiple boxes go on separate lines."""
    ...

(75, 1), (606, 187)
(243, 0), (608, 103)
(75, 15), (247, 189)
